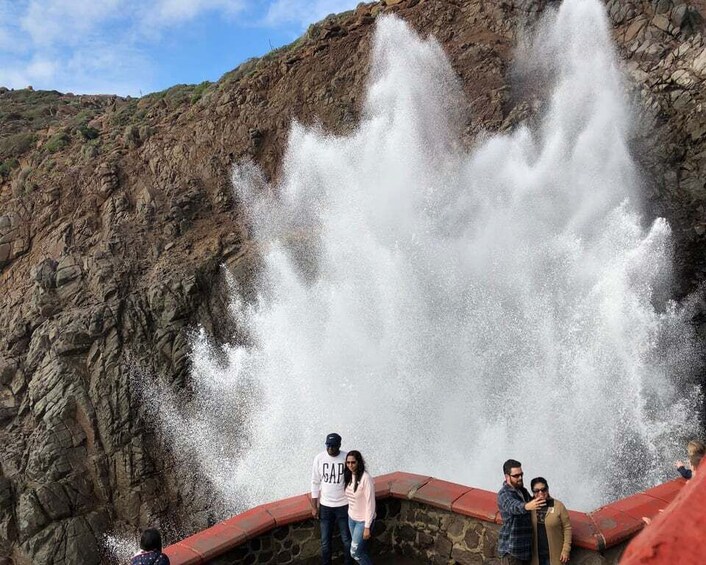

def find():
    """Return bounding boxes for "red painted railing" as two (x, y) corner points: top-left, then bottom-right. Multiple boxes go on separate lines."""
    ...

(163, 471), (687, 564)
(621, 465), (706, 564)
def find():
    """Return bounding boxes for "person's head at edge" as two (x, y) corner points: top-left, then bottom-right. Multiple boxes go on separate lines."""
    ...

(140, 528), (163, 552)
(503, 459), (524, 489)
(687, 439), (705, 457)
(530, 477), (550, 501)
(325, 432), (342, 456)
(689, 451), (703, 475)
(344, 450), (365, 489)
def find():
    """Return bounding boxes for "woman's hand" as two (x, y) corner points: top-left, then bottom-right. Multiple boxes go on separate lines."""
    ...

(560, 552), (570, 563)
(363, 527), (371, 540)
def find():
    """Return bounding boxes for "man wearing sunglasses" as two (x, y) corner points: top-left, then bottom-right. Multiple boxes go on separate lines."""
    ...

(497, 459), (546, 565)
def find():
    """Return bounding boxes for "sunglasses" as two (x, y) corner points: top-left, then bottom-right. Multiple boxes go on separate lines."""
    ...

(533, 487), (548, 494)
(509, 473), (524, 479)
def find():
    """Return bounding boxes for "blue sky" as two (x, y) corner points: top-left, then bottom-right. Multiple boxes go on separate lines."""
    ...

(0, 0), (360, 97)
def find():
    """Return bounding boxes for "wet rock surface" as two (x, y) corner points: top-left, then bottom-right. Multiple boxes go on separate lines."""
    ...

(0, 1), (705, 562)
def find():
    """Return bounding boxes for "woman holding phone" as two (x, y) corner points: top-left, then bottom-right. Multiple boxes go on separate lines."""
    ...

(344, 450), (375, 564)
(530, 477), (572, 565)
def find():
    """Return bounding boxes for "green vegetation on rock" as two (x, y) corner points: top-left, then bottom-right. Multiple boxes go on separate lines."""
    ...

(190, 81), (212, 103)
(0, 158), (19, 178)
(45, 131), (70, 152)
(0, 132), (36, 159)
(78, 125), (100, 140)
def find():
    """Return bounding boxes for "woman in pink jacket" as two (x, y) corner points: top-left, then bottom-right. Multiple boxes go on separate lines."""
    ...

(344, 450), (376, 564)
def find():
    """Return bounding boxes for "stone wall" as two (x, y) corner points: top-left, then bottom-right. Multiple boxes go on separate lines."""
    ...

(207, 522), (321, 565)
(381, 499), (500, 564)
(195, 498), (501, 565)
(169, 498), (628, 565)
(163, 472), (683, 565)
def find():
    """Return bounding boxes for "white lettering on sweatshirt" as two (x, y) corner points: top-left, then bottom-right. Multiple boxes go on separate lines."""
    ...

(311, 451), (348, 507)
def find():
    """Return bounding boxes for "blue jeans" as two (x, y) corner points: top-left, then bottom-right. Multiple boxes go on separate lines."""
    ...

(320, 504), (352, 565)
(348, 517), (373, 565)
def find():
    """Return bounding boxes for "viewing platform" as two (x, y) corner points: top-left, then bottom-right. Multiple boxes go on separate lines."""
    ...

(161, 470), (703, 564)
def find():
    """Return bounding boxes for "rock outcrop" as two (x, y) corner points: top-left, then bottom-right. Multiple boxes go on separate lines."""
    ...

(0, 1), (705, 563)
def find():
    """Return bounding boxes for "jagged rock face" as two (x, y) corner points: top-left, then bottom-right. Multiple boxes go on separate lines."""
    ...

(0, 0), (704, 562)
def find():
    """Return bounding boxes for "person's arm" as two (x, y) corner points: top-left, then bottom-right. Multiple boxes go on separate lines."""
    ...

(498, 488), (526, 515)
(675, 461), (692, 479)
(311, 455), (321, 517)
(498, 488), (544, 515)
(559, 502), (572, 563)
(362, 473), (376, 538)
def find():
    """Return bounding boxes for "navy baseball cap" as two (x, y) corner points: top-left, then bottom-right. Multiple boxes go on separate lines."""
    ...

(325, 433), (342, 447)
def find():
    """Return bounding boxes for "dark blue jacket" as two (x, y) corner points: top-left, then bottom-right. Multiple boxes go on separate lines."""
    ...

(677, 465), (692, 480)
(130, 550), (170, 565)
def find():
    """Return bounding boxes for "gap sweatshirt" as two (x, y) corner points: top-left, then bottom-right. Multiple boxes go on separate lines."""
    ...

(311, 450), (348, 507)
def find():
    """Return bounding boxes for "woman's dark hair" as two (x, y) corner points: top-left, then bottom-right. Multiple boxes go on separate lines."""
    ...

(530, 477), (549, 491)
(140, 528), (163, 552)
(344, 450), (366, 492)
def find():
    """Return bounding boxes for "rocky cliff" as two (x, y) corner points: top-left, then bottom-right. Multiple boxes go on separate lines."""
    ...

(1, 0), (705, 563)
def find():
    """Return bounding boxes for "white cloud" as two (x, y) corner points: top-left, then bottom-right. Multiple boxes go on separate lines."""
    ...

(0, 1), (28, 52)
(0, 67), (31, 91)
(18, 0), (247, 47)
(264, 0), (359, 29)
(0, 26), (16, 51)
(0, 0), (356, 95)
(0, 0), (248, 95)
(146, 0), (245, 26)
(0, 43), (152, 95)
(25, 57), (58, 82)
(0, 58), (54, 92)
(61, 42), (154, 95)
(21, 0), (123, 47)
